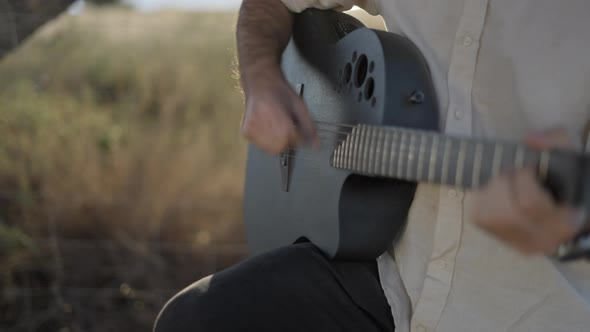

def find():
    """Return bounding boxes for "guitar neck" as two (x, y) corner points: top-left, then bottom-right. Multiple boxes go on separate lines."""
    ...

(331, 125), (560, 190)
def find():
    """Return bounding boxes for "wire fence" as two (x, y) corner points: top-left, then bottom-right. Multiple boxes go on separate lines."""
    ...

(1, 231), (249, 331)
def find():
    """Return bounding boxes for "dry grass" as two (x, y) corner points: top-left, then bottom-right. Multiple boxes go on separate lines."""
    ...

(0, 7), (248, 331)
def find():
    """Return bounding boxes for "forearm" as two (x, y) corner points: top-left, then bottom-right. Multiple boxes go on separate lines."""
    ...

(237, 0), (293, 93)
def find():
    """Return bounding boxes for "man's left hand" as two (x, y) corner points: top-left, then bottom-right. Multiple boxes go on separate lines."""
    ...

(471, 128), (585, 255)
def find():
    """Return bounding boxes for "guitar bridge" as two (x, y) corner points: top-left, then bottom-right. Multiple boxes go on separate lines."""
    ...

(280, 152), (291, 192)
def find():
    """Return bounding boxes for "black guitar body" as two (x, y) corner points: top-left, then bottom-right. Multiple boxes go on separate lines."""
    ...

(244, 10), (439, 260)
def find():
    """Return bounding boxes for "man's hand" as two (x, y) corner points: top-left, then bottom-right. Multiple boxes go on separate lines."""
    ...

(471, 128), (585, 255)
(237, 0), (316, 155)
(241, 67), (316, 155)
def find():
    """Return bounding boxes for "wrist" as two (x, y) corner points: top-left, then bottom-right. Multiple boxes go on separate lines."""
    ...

(240, 60), (284, 95)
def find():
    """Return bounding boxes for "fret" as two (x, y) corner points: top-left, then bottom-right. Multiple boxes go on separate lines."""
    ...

(407, 133), (416, 180)
(342, 131), (350, 169)
(364, 126), (375, 173)
(360, 126), (368, 172)
(363, 126), (371, 173)
(472, 142), (484, 188)
(381, 129), (391, 176)
(348, 131), (355, 169)
(332, 146), (337, 166)
(356, 125), (363, 172)
(342, 142), (347, 168)
(350, 126), (360, 170)
(397, 131), (406, 178)
(491, 144), (504, 176)
(367, 126), (377, 174)
(362, 126), (370, 172)
(417, 133), (427, 181)
(338, 137), (345, 168)
(373, 128), (384, 175)
(350, 127), (359, 169)
(456, 140), (467, 187)
(333, 145), (339, 167)
(515, 145), (525, 169)
(359, 125), (370, 172)
(389, 130), (399, 177)
(540, 151), (550, 180)
(353, 125), (364, 171)
(349, 127), (356, 169)
(428, 135), (439, 183)
(441, 138), (452, 185)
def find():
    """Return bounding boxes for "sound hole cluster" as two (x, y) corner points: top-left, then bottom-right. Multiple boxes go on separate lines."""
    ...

(337, 51), (377, 108)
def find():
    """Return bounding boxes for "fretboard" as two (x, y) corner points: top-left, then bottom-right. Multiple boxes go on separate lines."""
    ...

(331, 125), (552, 189)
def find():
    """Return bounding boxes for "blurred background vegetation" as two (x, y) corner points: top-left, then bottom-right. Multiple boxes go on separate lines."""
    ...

(0, 3), (247, 331)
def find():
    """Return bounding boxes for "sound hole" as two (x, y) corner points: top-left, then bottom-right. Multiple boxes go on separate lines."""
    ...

(355, 55), (368, 88)
(344, 63), (352, 84)
(364, 78), (374, 100)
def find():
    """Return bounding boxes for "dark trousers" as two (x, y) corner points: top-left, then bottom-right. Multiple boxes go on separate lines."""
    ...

(154, 242), (395, 332)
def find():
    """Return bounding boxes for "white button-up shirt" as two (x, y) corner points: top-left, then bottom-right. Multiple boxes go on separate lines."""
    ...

(282, 0), (590, 331)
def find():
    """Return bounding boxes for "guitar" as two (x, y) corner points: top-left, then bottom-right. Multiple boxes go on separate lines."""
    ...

(243, 9), (590, 261)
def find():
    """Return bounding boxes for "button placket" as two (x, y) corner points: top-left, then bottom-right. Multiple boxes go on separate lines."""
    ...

(411, 0), (491, 330)
(416, 324), (428, 332)
(433, 258), (449, 270)
(462, 35), (474, 47)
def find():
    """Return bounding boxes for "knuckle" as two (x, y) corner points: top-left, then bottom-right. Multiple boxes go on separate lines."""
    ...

(241, 118), (256, 139)
(267, 145), (284, 155)
(517, 194), (539, 216)
(557, 220), (578, 241)
(272, 137), (291, 154)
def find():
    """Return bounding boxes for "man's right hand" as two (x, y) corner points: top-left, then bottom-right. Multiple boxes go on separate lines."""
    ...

(237, 0), (317, 155)
(241, 67), (316, 155)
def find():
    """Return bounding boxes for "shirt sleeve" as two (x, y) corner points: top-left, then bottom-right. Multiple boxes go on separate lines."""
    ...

(280, 0), (378, 15)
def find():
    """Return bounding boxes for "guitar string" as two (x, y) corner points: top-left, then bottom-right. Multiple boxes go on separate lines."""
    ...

(283, 139), (537, 171)
(311, 127), (533, 154)
(282, 122), (547, 168)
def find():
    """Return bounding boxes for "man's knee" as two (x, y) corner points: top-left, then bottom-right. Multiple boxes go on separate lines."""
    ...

(154, 275), (214, 332)
(153, 243), (327, 331)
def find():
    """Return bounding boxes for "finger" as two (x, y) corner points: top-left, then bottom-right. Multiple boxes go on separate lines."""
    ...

(473, 175), (539, 254)
(267, 112), (300, 154)
(529, 207), (582, 254)
(287, 121), (304, 149)
(526, 127), (575, 150)
(510, 169), (583, 253)
(511, 168), (556, 220)
(491, 221), (538, 255)
(242, 104), (293, 155)
(288, 95), (318, 147)
(509, 169), (576, 253)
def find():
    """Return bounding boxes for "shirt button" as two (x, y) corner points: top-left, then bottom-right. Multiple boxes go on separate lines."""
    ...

(462, 35), (473, 47)
(454, 109), (464, 120)
(449, 189), (458, 197)
(432, 259), (447, 270)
